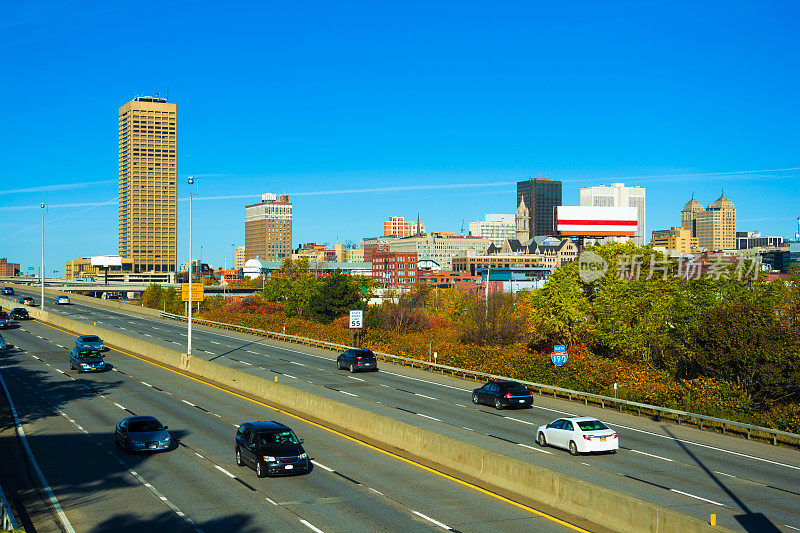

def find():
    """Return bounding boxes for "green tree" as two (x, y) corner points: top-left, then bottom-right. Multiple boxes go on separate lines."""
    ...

(309, 270), (366, 323)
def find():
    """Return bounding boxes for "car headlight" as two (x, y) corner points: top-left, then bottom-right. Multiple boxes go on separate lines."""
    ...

(161, 436), (170, 442)
(263, 456), (276, 462)
(80, 363), (89, 367)
(299, 452), (307, 459)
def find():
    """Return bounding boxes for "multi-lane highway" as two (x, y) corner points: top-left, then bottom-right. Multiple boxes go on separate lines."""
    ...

(4, 288), (800, 532)
(0, 318), (584, 532)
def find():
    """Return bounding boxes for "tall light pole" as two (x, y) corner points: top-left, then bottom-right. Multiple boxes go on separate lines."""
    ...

(41, 203), (45, 310)
(187, 177), (197, 361)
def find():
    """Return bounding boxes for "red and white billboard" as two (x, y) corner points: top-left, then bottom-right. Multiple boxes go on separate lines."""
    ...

(555, 206), (638, 237)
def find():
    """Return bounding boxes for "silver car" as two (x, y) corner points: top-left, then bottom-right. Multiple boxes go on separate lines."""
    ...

(115, 416), (171, 453)
(75, 334), (105, 352)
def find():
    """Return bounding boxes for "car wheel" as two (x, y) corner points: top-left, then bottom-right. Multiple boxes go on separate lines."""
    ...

(472, 393), (479, 405)
(537, 432), (547, 447)
(569, 441), (579, 456)
(494, 398), (502, 410)
(256, 460), (266, 478)
(349, 363), (355, 373)
(236, 449), (244, 467)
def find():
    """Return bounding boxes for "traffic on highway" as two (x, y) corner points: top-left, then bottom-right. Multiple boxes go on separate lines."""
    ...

(1, 288), (799, 532)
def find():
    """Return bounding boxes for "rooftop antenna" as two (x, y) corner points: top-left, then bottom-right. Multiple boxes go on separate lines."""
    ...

(417, 212), (421, 236)
(461, 219), (465, 236)
(796, 216), (799, 242)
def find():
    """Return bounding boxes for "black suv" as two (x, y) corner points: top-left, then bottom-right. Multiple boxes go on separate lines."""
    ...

(336, 348), (378, 372)
(235, 421), (309, 478)
(10, 308), (29, 320)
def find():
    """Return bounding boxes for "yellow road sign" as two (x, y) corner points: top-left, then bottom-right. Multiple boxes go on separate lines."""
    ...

(181, 282), (204, 301)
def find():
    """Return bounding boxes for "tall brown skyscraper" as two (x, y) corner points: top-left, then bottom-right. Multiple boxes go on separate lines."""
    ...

(245, 193), (293, 262)
(118, 96), (177, 273)
(680, 192), (736, 251)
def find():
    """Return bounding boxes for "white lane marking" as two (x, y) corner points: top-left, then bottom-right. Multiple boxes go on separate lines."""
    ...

(518, 443), (552, 454)
(503, 416), (536, 425)
(339, 390), (358, 397)
(32, 355), (41, 360)
(0, 374), (76, 533)
(412, 510), (451, 530)
(581, 462), (592, 467)
(56, 345), (65, 348)
(214, 413), (221, 418)
(300, 519), (325, 533)
(240, 361), (252, 366)
(56, 369), (65, 374)
(311, 460), (334, 472)
(141, 381), (153, 388)
(36, 335), (43, 338)
(669, 489), (725, 507)
(215, 465), (236, 478)
(715, 471), (737, 478)
(608, 422), (800, 472)
(630, 449), (673, 462)
(112, 368), (120, 372)
(462, 426), (475, 431)
(181, 399), (196, 407)
(289, 361), (306, 366)
(369, 487), (383, 495)
(533, 405), (577, 417)
(379, 369), (471, 392)
(416, 393), (437, 400)
(283, 374), (298, 379)
(347, 376), (364, 382)
(171, 341), (181, 345)
(210, 341), (220, 345)
(247, 350), (258, 354)
(143, 333), (152, 337)
(195, 452), (204, 459)
(114, 403), (127, 410)
(265, 497), (278, 505)
(783, 525), (800, 531)
(417, 413), (441, 422)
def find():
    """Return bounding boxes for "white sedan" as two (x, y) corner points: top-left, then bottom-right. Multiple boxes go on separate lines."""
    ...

(536, 417), (618, 455)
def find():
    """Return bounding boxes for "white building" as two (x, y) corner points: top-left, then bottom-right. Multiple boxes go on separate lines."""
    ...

(580, 183), (646, 246)
(469, 214), (515, 247)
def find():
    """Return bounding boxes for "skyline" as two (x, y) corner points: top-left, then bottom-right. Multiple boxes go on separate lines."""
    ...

(2, 1), (799, 272)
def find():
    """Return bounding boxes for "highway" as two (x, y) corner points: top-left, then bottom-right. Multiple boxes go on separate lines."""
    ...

(0, 319), (581, 532)
(5, 289), (800, 532)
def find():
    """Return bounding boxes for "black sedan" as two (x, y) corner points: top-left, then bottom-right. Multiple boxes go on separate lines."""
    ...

(0, 311), (10, 329)
(115, 416), (171, 453)
(336, 348), (378, 372)
(472, 380), (534, 410)
(10, 308), (29, 320)
(1, 287), (13, 296)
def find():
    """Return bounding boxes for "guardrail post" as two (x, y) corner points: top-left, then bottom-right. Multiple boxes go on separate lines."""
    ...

(636, 407), (640, 417)
(773, 433), (777, 446)
(655, 410), (660, 421)
(601, 399), (604, 409)
(746, 428), (751, 440)
(722, 423), (726, 435)
(699, 419), (703, 430)
(677, 414), (681, 425)
(584, 396), (588, 406)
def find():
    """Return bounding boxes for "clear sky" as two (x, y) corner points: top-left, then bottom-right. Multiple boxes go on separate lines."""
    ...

(1, 1), (798, 274)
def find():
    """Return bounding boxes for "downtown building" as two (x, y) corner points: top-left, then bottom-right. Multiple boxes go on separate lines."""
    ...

(388, 233), (491, 270)
(681, 193), (736, 251)
(245, 193), (293, 262)
(516, 178), (562, 240)
(580, 183), (646, 246)
(383, 216), (424, 237)
(468, 214), (515, 247)
(118, 96), (177, 275)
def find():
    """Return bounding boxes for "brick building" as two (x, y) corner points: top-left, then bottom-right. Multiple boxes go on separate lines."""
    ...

(371, 251), (418, 287)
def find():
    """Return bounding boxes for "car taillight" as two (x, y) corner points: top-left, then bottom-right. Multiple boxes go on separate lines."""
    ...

(583, 435), (592, 441)
(504, 392), (512, 398)
(528, 391), (533, 397)
(613, 434), (618, 439)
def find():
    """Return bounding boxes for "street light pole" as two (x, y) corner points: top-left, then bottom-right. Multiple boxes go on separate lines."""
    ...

(41, 203), (45, 310)
(187, 177), (196, 362)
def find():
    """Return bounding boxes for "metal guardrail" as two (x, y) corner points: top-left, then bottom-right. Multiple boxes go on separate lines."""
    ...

(0, 479), (20, 531)
(160, 311), (800, 449)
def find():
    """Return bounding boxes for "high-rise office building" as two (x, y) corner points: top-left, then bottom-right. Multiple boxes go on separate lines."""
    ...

(235, 245), (246, 270)
(245, 193), (293, 262)
(680, 192), (736, 251)
(516, 178), (562, 239)
(118, 96), (177, 273)
(469, 214), (515, 246)
(580, 183), (646, 246)
(383, 216), (424, 237)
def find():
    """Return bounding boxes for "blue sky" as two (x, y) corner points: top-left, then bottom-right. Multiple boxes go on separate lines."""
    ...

(1, 1), (798, 273)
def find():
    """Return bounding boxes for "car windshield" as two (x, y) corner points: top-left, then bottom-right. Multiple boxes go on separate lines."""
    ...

(129, 419), (164, 432)
(0, 312), (8, 318)
(81, 336), (101, 343)
(13, 308), (25, 314)
(258, 430), (299, 447)
(77, 350), (101, 359)
(499, 382), (527, 392)
(577, 420), (609, 431)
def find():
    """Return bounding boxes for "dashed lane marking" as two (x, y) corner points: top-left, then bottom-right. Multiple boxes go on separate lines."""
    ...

(669, 489), (725, 507)
(412, 510), (452, 530)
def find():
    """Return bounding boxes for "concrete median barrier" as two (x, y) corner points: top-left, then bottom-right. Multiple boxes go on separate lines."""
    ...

(4, 282), (163, 319)
(15, 302), (725, 533)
